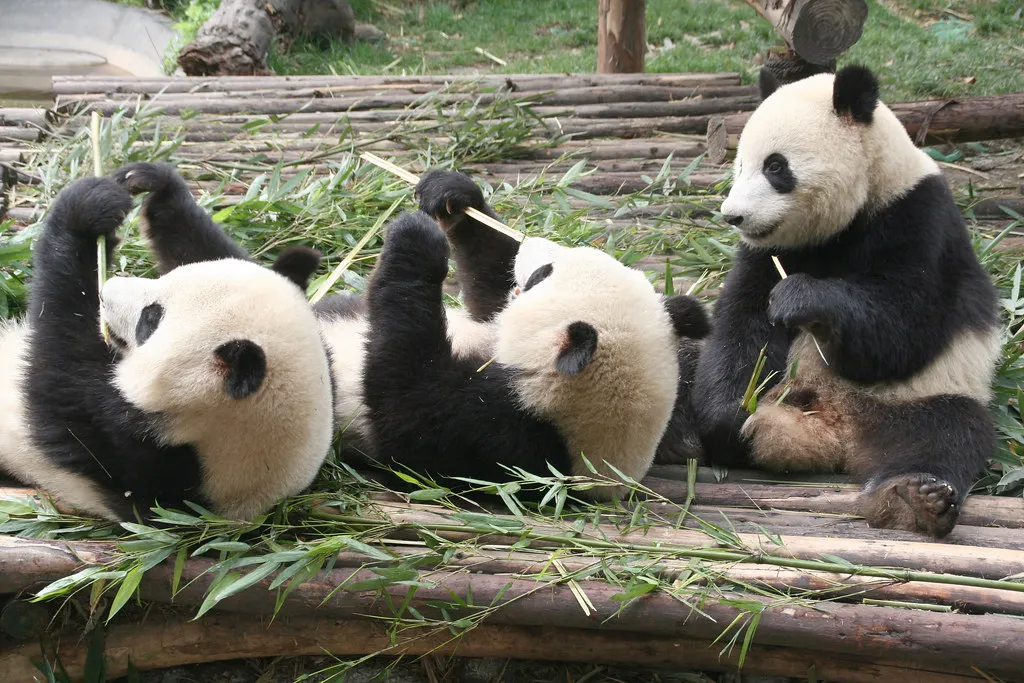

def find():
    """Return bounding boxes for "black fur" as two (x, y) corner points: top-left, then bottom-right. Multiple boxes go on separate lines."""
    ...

(362, 211), (571, 489)
(760, 55), (835, 96)
(216, 340), (268, 400)
(758, 68), (782, 100)
(415, 170), (519, 321)
(25, 177), (205, 518)
(113, 161), (250, 272)
(762, 153), (796, 194)
(313, 291), (365, 320)
(693, 174), (998, 498)
(556, 322), (598, 376)
(832, 65), (879, 124)
(523, 263), (553, 292)
(272, 247), (322, 290)
(415, 169), (710, 466)
(135, 302), (164, 345)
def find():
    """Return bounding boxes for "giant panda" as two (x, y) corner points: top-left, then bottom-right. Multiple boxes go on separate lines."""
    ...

(0, 171), (335, 521)
(359, 208), (708, 498)
(691, 65), (1001, 537)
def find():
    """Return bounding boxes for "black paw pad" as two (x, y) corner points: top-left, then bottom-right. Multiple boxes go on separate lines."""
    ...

(112, 162), (181, 196)
(50, 176), (132, 239)
(896, 474), (959, 538)
(415, 170), (486, 226)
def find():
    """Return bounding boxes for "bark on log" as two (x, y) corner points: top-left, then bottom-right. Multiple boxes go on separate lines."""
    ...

(177, 0), (284, 76)
(598, 0), (646, 74)
(0, 613), (988, 683)
(708, 92), (1024, 161)
(744, 0), (868, 65)
(51, 73), (742, 96)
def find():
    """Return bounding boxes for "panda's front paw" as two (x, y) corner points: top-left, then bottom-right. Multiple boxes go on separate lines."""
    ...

(112, 162), (184, 196)
(48, 177), (132, 241)
(767, 273), (827, 328)
(415, 170), (487, 232)
(379, 211), (450, 283)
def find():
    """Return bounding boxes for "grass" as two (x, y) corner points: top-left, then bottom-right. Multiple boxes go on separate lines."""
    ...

(114, 0), (1024, 100)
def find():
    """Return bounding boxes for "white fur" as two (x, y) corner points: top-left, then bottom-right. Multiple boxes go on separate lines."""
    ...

(722, 73), (937, 250)
(101, 258), (334, 520)
(497, 238), (679, 490)
(0, 320), (120, 518)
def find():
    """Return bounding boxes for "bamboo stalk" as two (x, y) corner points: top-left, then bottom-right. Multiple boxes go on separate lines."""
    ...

(0, 613), (979, 683)
(90, 111), (110, 345)
(359, 152), (524, 242)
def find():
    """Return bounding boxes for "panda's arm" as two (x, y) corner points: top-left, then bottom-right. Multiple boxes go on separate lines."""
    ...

(416, 170), (519, 321)
(112, 162), (250, 273)
(692, 250), (793, 467)
(768, 268), (951, 383)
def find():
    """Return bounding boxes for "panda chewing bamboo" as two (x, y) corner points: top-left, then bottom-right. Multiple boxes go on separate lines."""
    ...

(692, 65), (1002, 537)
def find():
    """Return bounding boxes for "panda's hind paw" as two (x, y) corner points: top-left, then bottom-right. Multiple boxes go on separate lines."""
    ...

(862, 473), (959, 538)
(380, 211), (450, 283)
(415, 170), (486, 230)
(49, 177), (132, 240)
(112, 162), (182, 196)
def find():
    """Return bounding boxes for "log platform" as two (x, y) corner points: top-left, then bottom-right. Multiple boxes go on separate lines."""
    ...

(1, 73), (1024, 682)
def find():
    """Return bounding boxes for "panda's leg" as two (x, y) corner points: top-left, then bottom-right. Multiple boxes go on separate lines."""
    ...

(112, 162), (250, 273)
(851, 395), (993, 538)
(415, 170), (519, 322)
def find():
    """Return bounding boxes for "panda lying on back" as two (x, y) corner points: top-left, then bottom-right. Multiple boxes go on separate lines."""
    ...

(692, 65), (1001, 537)
(0, 171), (334, 520)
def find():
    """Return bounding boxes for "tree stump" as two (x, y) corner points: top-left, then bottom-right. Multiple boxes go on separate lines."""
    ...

(744, 0), (868, 65)
(597, 0), (646, 74)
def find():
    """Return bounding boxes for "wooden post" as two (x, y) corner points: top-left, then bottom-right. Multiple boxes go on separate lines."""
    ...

(597, 0), (646, 73)
(743, 0), (867, 65)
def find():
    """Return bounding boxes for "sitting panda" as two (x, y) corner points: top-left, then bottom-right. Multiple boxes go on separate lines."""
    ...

(360, 207), (708, 498)
(0, 170), (335, 521)
(692, 65), (1001, 537)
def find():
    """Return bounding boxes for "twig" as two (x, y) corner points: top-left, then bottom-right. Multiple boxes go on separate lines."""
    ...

(91, 111), (110, 344)
(474, 47), (508, 67)
(771, 255), (828, 366)
(359, 152), (525, 242)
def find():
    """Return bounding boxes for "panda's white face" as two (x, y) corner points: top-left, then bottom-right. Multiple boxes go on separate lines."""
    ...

(100, 258), (330, 424)
(721, 74), (871, 249)
(495, 237), (679, 485)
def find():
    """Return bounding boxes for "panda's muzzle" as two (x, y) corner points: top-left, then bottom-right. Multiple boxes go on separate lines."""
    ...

(739, 221), (780, 241)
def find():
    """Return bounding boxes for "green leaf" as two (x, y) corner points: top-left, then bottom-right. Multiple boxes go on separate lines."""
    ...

(407, 488), (449, 501)
(82, 627), (106, 683)
(195, 561), (281, 618)
(342, 537), (392, 561)
(107, 566), (144, 623)
(172, 546), (187, 597)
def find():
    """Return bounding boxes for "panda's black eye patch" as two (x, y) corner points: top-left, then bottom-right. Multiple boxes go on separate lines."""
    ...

(135, 303), (164, 345)
(523, 263), (553, 292)
(762, 153), (796, 194)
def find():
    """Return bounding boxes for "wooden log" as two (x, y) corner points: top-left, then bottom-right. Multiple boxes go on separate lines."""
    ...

(647, 478), (1024, 529)
(0, 149), (26, 164)
(0, 613), (987, 683)
(710, 92), (1024, 154)
(58, 93), (759, 120)
(0, 127), (42, 143)
(0, 108), (51, 129)
(598, 0), (646, 74)
(50, 73), (743, 96)
(743, 0), (868, 65)
(177, 0), (285, 76)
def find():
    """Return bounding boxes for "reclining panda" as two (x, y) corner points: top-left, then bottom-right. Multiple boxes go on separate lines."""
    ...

(692, 65), (1001, 537)
(0, 172), (335, 521)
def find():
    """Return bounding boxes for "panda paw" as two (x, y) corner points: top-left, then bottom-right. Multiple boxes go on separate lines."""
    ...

(379, 211), (450, 283)
(767, 272), (827, 329)
(112, 162), (184, 196)
(863, 473), (960, 538)
(415, 170), (487, 232)
(48, 176), (132, 240)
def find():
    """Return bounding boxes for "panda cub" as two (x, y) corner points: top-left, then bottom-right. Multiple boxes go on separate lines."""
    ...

(0, 170), (335, 521)
(360, 202), (708, 498)
(692, 65), (1001, 537)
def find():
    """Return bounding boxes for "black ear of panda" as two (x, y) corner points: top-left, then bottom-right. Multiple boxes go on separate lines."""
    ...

(556, 321), (598, 376)
(272, 246), (322, 290)
(832, 65), (879, 124)
(216, 340), (267, 399)
(758, 68), (781, 100)
(663, 295), (710, 340)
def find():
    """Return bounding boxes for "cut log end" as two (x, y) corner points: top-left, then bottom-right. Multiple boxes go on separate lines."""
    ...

(791, 0), (869, 65)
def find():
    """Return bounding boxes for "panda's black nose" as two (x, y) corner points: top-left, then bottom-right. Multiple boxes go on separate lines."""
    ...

(723, 214), (744, 226)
